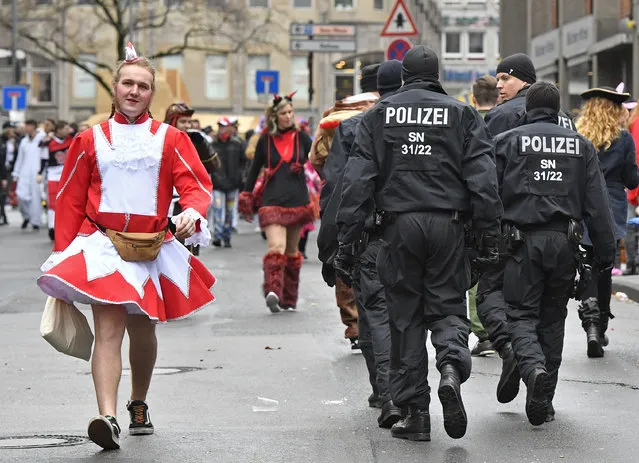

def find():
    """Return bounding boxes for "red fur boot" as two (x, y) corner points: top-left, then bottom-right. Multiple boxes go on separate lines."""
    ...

(281, 253), (304, 310)
(263, 252), (287, 313)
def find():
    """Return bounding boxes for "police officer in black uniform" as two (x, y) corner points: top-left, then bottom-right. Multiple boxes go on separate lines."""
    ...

(318, 61), (405, 428)
(495, 81), (615, 426)
(335, 45), (503, 441)
(476, 53), (575, 407)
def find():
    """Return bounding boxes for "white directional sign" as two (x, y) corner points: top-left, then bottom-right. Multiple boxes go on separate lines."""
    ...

(290, 39), (356, 53)
(290, 23), (356, 37)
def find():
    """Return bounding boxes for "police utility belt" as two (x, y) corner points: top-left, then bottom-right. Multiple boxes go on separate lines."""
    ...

(503, 218), (583, 252)
(365, 209), (465, 233)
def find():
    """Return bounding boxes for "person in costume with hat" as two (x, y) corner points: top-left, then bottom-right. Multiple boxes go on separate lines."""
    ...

(164, 101), (221, 255)
(37, 43), (216, 450)
(575, 85), (639, 358)
(0, 121), (15, 225)
(239, 92), (314, 313)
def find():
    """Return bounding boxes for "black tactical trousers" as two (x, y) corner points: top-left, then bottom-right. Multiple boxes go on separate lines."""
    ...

(476, 258), (510, 352)
(578, 245), (614, 333)
(503, 230), (575, 402)
(378, 212), (472, 409)
(352, 238), (392, 402)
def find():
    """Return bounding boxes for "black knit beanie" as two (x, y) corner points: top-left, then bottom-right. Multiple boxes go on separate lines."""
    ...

(360, 64), (381, 93)
(377, 60), (403, 96)
(525, 81), (560, 112)
(496, 53), (537, 85)
(402, 45), (439, 83)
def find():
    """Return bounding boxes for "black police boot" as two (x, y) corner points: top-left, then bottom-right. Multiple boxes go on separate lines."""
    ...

(390, 405), (431, 441)
(586, 324), (604, 358)
(545, 402), (555, 422)
(496, 343), (520, 403)
(378, 400), (403, 429)
(525, 368), (550, 426)
(368, 392), (382, 409)
(438, 364), (467, 439)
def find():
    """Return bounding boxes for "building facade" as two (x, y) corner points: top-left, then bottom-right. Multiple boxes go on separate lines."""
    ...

(0, 0), (441, 126)
(501, 0), (639, 111)
(438, 0), (500, 98)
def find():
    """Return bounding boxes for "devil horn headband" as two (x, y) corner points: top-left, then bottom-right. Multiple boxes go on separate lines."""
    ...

(272, 91), (297, 106)
(125, 42), (140, 63)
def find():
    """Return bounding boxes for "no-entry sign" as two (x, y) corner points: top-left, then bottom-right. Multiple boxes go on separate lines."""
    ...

(386, 38), (412, 61)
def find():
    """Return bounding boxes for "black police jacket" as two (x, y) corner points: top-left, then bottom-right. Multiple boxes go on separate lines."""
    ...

(495, 108), (616, 263)
(336, 79), (503, 244)
(484, 87), (574, 137)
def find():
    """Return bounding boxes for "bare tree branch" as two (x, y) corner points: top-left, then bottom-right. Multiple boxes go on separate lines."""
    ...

(0, 0), (284, 96)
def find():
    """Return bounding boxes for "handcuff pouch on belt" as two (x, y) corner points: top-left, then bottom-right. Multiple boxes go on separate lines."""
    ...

(502, 223), (525, 253)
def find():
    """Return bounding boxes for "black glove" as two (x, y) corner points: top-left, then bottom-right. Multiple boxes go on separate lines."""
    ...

(333, 243), (357, 287)
(474, 234), (500, 267)
(322, 262), (336, 287)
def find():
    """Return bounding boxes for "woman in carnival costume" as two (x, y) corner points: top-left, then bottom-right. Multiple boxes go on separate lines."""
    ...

(240, 92), (314, 312)
(37, 43), (216, 450)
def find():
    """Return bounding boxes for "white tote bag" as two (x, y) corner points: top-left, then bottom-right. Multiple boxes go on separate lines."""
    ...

(40, 296), (94, 361)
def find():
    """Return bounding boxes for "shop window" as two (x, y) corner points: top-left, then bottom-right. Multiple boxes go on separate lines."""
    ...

(291, 56), (309, 103)
(444, 32), (462, 57)
(205, 54), (229, 100)
(246, 54), (270, 101)
(335, 0), (354, 9)
(335, 75), (354, 101)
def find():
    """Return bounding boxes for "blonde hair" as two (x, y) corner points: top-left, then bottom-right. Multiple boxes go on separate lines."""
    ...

(266, 99), (293, 136)
(575, 97), (624, 151)
(109, 57), (156, 119)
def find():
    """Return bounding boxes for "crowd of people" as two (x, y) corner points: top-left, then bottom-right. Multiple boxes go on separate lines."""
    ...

(3, 39), (637, 451)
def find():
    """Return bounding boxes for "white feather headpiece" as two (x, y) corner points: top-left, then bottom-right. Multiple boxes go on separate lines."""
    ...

(124, 42), (140, 63)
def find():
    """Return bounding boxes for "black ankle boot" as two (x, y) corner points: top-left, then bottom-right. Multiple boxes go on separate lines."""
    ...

(390, 405), (430, 441)
(586, 324), (604, 358)
(438, 364), (467, 439)
(378, 400), (403, 428)
(497, 343), (520, 403)
(525, 368), (550, 426)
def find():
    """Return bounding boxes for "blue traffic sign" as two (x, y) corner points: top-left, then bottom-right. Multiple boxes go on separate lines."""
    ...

(255, 70), (279, 95)
(2, 85), (27, 111)
(386, 39), (412, 61)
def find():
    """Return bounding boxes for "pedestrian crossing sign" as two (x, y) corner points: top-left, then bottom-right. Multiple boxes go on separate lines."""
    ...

(380, 0), (419, 37)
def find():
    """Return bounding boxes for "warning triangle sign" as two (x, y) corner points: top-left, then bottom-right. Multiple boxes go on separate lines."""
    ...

(381, 0), (419, 37)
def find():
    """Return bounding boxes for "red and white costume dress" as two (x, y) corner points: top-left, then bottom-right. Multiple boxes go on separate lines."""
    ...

(45, 135), (73, 230)
(37, 112), (216, 322)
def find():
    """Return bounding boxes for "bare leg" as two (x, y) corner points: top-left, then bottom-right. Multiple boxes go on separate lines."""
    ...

(264, 224), (287, 254)
(285, 225), (303, 256)
(91, 304), (127, 417)
(126, 314), (157, 402)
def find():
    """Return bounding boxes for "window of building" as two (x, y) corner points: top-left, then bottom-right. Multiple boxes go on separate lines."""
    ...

(620, 0), (631, 17)
(585, 0), (593, 15)
(294, 0), (312, 6)
(249, 0), (269, 7)
(73, 53), (96, 99)
(77, 0), (95, 4)
(374, 0), (383, 9)
(444, 32), (462, 56)
(31, 71), (53, 103)
(205, 54), (229, 100)
(36, 0), (52, 4)
(207, 0), (228, 6)
(468, 32), (485, 55)
(335, 0), (354, 9)
(246, 54), (270, 101)
(552, 0), (558, 28)
(164, 0), (184, 7)
(291, 56), (309, 103)
(162, 54), (184, 75)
